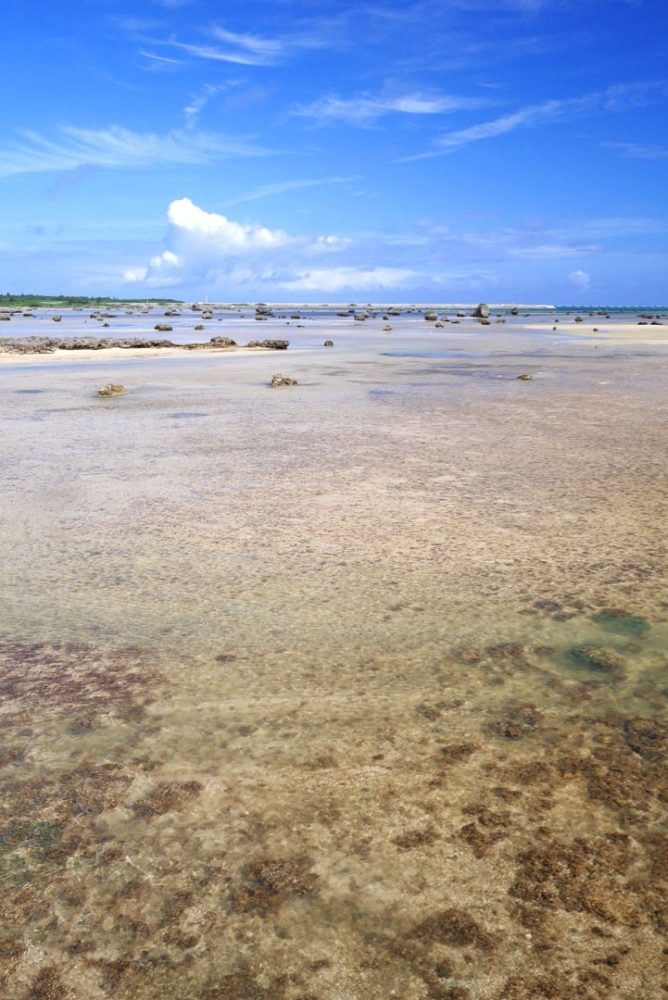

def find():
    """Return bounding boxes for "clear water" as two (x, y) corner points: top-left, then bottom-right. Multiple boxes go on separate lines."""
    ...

(0, 312), (666, 999)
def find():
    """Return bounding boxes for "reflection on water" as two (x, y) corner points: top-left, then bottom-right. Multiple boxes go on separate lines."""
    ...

(0, 315), (666, 999)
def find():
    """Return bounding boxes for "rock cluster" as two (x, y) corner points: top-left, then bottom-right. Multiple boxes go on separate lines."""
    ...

(247, 339), (289, 350)
(0, 336), (175, 354)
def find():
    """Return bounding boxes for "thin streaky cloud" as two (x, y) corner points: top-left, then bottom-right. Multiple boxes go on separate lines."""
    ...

(139, 49), (185, 68)
(0, 125), (272, 178)
(161, 23), (331, 68)
(168, 40), (273, 67)
(604, 141), (668, 160)
(293, 92), (488, 126)
(223, 175), (363, 207)
(210, 27), (287, 60)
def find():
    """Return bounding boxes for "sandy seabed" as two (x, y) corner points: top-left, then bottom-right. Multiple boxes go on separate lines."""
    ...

(0, 310), (667, 999)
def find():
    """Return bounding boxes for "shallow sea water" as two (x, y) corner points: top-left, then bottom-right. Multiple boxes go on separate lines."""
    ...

(0, 310), (667, 999)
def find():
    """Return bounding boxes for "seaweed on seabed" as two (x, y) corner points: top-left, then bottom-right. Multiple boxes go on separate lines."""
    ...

(566, 645), (626, 679)
(592, 608), (651, 638)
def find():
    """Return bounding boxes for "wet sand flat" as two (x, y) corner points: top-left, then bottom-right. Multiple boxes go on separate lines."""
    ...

(0, 313), (666, 999)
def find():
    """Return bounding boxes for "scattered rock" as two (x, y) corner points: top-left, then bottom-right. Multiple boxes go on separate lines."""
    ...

(323, 340), (334, 347)
(208, 336), (237, 348)
(270, 374), (298, 387)
(424, 311), (437, 321)
(97, 383), (127, 397)
(517, 373), (533, 381)
(574, 316), (583, 323)
(155, 323), (173, 332)
(383, 325), (392, 332)
(473, 303), (490, 319)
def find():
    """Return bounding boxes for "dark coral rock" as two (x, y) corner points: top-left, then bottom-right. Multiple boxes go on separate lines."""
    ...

(437, 743), (479, 765)
(28, 966), (66, 1000)
(567, 645), (626, 676)
(132, 781), (203, 818)
(229, 858), (319, 916)
(623, 717), (667, 763)
(393, 828), (439, 851)
(492, 703), (543, 740)
(412, 908), (495, 950)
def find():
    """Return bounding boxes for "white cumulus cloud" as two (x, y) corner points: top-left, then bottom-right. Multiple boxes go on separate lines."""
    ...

(167, 197), (292, 250)
(126, 198), (362, 290)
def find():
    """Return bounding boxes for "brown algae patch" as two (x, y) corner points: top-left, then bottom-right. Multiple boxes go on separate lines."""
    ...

(1, 637), (667, 998)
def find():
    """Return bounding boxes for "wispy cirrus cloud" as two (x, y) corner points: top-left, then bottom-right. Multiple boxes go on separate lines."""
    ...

(0, 125), (271, 178)
(403, 81), (668, 157)
(223, 175), (362, 207)
(139, 49), (185, 70)
(293, 91), (488, 126)
(161, 23), (329, 67)
(183, 81), (243, 127)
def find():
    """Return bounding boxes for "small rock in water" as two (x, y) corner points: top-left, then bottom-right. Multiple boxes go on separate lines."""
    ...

(98, 383), (127, 397)
(324, 340), (334, 347)
(270, 374), (298, 388)
(383, 325), (392, 332)
(517, 374), (533, 381)
(155, 323), (172, 332)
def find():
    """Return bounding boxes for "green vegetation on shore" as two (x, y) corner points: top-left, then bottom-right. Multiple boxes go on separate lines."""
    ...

(0, 293), (183, 308)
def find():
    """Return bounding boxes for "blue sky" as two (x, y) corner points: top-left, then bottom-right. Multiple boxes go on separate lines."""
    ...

(1, 0), (667, 303)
